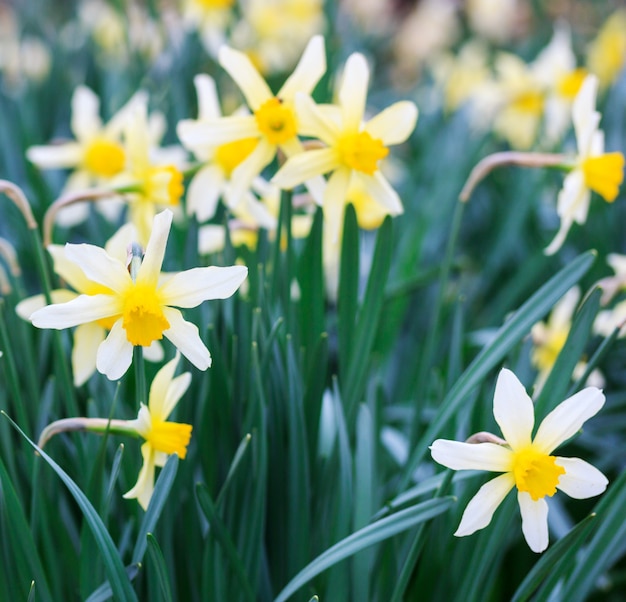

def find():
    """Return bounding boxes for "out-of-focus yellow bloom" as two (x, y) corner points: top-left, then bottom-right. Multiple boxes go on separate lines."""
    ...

(545, 75), (624, 254)
(124, 353), (192, 509)
(182, 0), (234, 56)
(587, 9), (626, 90)
(597, 254), (626, 305)
(16, 224), (163, 386)
(273, 52), (418, 240)
(178, 35), (327, 209)
(30, 210), (248, 380)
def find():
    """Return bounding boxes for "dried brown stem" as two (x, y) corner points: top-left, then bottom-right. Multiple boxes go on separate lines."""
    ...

(0, 179), (37, 229)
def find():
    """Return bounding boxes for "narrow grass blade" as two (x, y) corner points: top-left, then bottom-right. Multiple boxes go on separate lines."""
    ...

(273, 497), (455, 602)
(146, 533), (174, 602)
(3, 412), (138, 602)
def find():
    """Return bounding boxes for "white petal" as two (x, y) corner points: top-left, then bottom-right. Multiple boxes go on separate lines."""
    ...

(357, 172), (403, 215)
(430, 440), (512, 471)
(162, 307), (211, 370)
(493, 368), (534, 450)
(30, 294), (120, 329)
(162, 372), (192, 420)
(72, 322), (105, 386)
(555, 457), (608, 499)
(455, 473), (515, 536)
(159, 265), (247, 308)
(71, 85), (102, 141)
(105, 90), (148, 139)
(339, 53), (369, 132)
(96, 319), (134, 380)
(365, 101), (418, 145)
(278, 35), (326, 101)
(518, 492), (549, 553)
(219, 45), (273, 110)
(533, 387), (605, 453)
(137, 209), (173, 287)
(123, 442), (156, 510)
(64, 243), (130, 292)
(148, 353), (180, 419)
(143, 340), (164, 363)
(273, 147), (338, 190)
(26, 142), (83, 169)
(16, 290), (76, 320)
(104, 223), (138, 263)
(177, 115), (258, 148)
(198, 225), (226, 255)
(186, 165), (224, 221)
(194, 74), (221, 121)
(556, 169), (589, 225)
(227, 139), (276, 208)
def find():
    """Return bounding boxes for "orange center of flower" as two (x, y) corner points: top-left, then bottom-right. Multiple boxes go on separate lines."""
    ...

(511, 446), (565, 501)
(581, 152), (625, 202)
(255, 98), (297, 145)
(337, 131), (389, 175)
(122, 283), (170, 346)
(557, 68), (588, 100)
(510, 90), (544, 115)
(84, 138), (126, 177)
(145, 420), (192, 458)
(144, 165), (184, 206)
(215, 137), (258, 177)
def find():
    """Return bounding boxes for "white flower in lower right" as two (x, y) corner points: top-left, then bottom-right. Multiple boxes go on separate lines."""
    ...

(430, 368), (608, 553)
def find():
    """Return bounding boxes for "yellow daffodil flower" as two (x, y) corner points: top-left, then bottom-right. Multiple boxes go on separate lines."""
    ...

(124, 352), (193, 509)
(587, 9), (626, 90)
(29, 209), (248, 380)
(272, 52), (418, 240)
(177, 35), (327, 209)
(431, 368), (608, 553)
(545, 75), (625, 255)
(182, 0), (234, 56)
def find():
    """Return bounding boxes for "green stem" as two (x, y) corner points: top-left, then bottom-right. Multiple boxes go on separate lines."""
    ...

(134, 346), (146, 406)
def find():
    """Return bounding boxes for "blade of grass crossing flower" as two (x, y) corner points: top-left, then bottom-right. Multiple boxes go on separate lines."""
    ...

(273, 497), (455, 602)
(511, 514), (596, 602)
(196, 483), (256, 602)
(352, 403), (376, 601)
(399, 250), (596, 491)
(131, 454), (179, 564)
(2, 413), (138, 602)
(343, 216), (392, 419)
(338, 203), (359, 378)
(0, 455), (54, 601)
(146, 533), (174, 602)
(558, 471), (626, 601)
(534, 287), (601, 417)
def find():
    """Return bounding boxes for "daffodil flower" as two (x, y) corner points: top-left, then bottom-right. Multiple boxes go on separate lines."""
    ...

(16, 224), (164, 386)
(545, 74), (625, 255)
(124, 352), (193, 509)
(430, 368), (608, 553)
(29, 209), (248, 380)
(586, 9), (626, 89)
(177, 35), (327, 208)
(272, 51), (418, 240)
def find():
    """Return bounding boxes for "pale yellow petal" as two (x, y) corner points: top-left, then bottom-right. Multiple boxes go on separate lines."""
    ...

(278, 35), (326, 101)
(339, 53), (369, 132)
(365, 101), (418, 146)
(26, 142), (83, 169)
(71, 85), (102, 141)
(123, 442), (156, 510)
(219, 45), (273, 110)
(273, 148), (338, 190)
(137, 209), (173, 287)
(95, 319), (134, 380)
(72, 322), (105, 386)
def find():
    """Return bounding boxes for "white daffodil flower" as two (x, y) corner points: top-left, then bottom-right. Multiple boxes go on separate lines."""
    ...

(29, 209), (248, 380)
(545, 74), (624, 255)
(177, 35), (327, 209)
(430, 368), (608, 553)
(272, 51), (418, 241)
(124, 352), (193, 510)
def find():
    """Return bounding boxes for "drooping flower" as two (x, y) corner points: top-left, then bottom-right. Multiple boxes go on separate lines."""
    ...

(545, 74), (624, 254)
(272, 51), (418, 240)
(16, 224), (164, 386)
(177, 34), (327, 209)
(123, 352), (193, 509)
(430, 368), (607, 553)
(29, 209), (248, 380)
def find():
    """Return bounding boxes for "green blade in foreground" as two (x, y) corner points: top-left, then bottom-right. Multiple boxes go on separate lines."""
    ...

(3, 412), (138, 602)
(273, 496), (455, 602)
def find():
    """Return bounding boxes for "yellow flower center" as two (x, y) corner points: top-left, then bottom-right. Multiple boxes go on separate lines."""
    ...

(214, 137), (258, 177)
(144, 165), (184, 206)
(346, 186), (387, 230)
(255, 98), (297, 145)
(145, 420), (192, 458)
(510, 90), (544, 116)
(122, 282), (170, 346)
(557, 68), (588, 100)
(511, 446), (565, 501)
(337, 131), (389, 175)
(194, 0), (233, 8)
(581, 152), (625, 202)
(84, 138), (126, 178)
(532, 329), (568, 372)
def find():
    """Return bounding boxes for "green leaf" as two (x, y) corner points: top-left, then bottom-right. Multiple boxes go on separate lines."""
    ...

(273, 497), (455, 602)
(146, 533), (173, 602)
(399, 250), (596, 490)
(3, 413), (138, 602)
